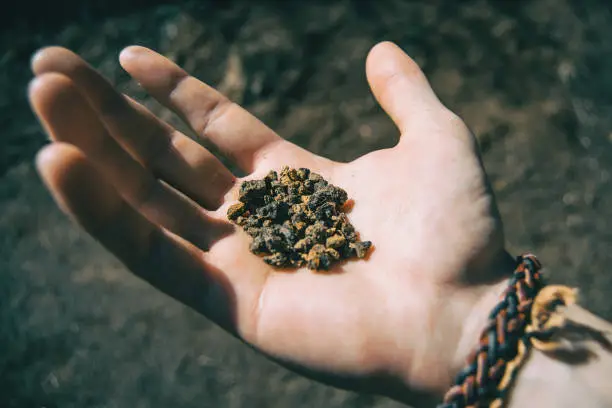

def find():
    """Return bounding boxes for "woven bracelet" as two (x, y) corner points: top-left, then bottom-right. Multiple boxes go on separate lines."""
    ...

(438, 253), (547, 408)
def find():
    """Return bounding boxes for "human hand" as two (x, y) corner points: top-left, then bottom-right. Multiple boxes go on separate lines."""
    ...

(29, 42), (515, 405)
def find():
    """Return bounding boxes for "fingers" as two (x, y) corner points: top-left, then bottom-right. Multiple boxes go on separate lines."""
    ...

(366, 42), (446, 136)
(29, 73), (230, 250)
(119, 46), (300, 173)
(31, 46), (235, 210)
(37, 143), (155, 265)
(36, 143), (238, 331)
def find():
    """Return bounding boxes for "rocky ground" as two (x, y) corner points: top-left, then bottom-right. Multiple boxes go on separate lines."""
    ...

(2, 0), (612, 407)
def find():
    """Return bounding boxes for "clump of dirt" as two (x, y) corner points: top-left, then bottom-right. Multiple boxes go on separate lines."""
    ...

(227, 166), (371, 270)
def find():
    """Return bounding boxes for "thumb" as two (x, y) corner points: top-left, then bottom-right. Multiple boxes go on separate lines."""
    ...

(366, 42), (445, 136)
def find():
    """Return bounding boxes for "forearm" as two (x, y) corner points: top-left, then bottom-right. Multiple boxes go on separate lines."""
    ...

(508, 304), (612, 408)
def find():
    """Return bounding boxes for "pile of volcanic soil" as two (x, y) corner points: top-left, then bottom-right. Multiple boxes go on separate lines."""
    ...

(227, 166), (372, 270)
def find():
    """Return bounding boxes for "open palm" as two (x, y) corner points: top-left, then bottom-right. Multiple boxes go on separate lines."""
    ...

(30, 42), (514, 405)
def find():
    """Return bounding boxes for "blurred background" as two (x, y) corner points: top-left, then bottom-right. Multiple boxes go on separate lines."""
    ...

(2, 0), (612, 407)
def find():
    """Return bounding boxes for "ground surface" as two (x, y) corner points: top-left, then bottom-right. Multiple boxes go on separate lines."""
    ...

(2, 1), (612, 407)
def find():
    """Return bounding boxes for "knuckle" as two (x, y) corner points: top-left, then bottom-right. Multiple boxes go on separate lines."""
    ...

(141, 130), (176, 169)
(437, 108), (473, 138)
(99, 92), (130, 119)
(198, 97), (233, 137)
(131, 175), (160, 212)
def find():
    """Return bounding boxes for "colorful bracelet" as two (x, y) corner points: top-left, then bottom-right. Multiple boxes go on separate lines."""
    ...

(438, 253), (577, 408)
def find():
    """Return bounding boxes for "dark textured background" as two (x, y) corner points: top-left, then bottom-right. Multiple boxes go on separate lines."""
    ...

(2, 1), (612, 407)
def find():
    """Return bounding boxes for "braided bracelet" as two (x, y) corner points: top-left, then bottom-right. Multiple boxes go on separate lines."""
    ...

(438, 253), (577, 408)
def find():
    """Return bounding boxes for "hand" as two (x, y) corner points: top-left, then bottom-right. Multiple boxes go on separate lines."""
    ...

(29, 42), (515, 405)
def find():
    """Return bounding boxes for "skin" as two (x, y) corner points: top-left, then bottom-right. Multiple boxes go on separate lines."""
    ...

(29, 41), (518, 406)
(508, 304), (612, 408)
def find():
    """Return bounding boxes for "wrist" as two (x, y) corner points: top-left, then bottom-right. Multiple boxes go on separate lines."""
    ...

(452, 249), (521, 382)
(449, 258), (612, 408)
(453, 278), (509, 381)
